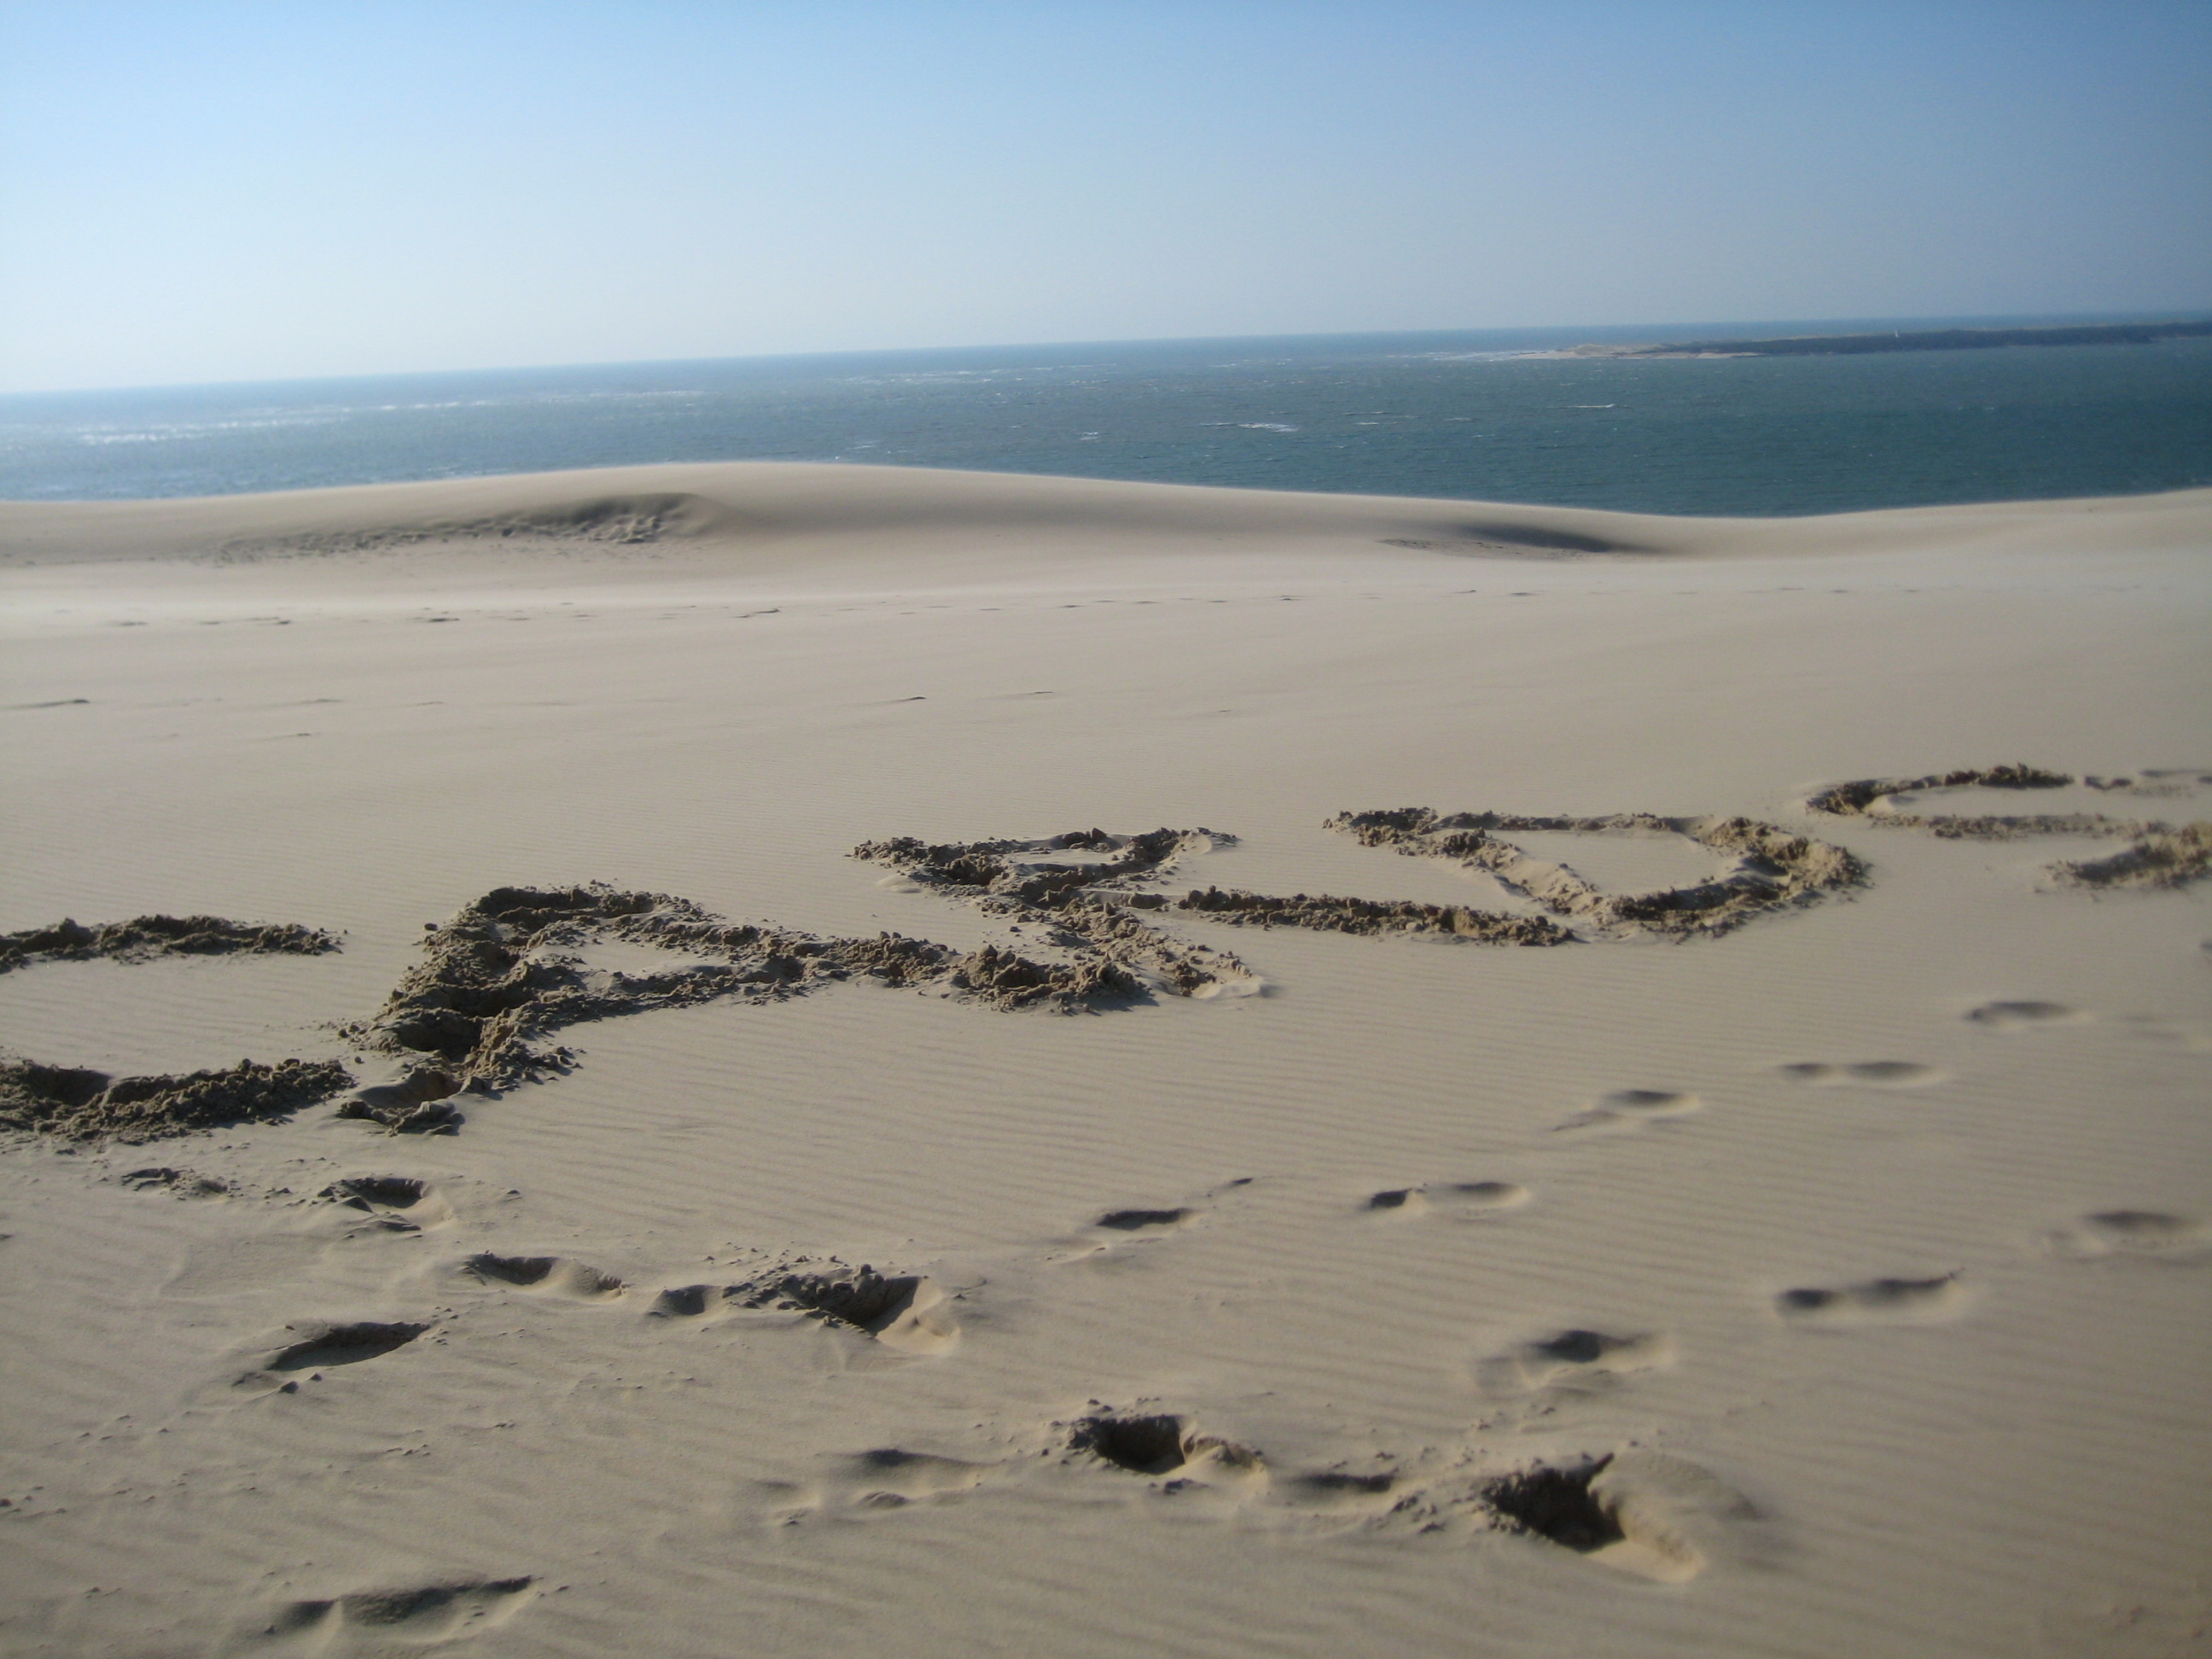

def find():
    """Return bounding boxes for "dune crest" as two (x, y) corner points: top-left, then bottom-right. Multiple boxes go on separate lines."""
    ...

(7, 459), (2209, 569)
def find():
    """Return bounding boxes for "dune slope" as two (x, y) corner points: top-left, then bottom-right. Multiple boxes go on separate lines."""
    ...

(1, 466), (2208, 1659)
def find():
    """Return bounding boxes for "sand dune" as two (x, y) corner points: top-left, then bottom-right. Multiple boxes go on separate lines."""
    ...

(1, 464), (2207, 1657)
(8, 459), (2210, 569)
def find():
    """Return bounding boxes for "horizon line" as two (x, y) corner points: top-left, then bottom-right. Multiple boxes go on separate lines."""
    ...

(8, 306), (2211, 403)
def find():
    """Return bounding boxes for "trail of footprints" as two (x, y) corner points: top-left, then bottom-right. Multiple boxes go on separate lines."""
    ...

(84, 1051), (2212, 1594)
(771, 1408), (1761, 1586)
(209, 1002), (2197, 1595)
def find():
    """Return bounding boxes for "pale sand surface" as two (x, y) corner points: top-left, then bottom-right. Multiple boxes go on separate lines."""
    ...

(1, 463), (2208, 1657)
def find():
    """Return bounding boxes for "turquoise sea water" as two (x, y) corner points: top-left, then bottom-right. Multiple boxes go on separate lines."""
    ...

(2, 319), (2207, 516)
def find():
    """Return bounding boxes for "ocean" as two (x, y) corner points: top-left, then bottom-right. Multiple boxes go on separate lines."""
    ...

(3, 318), (2208, 517)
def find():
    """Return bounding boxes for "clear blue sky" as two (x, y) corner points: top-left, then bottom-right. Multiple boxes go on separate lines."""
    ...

(3, 0), (2207, 393)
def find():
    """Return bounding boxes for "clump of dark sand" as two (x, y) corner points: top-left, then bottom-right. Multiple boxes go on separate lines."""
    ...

(1325, 808), (1863, 938)
(1804, 764), (2146, 838)
(0, 914), (339, 975)
(346, 884), (963, 1091)
(2052, 823), (2212, 889)
(0, 1056), (350, 1141)
(1177, 887), (1573, 944)
(854, 828), (1258, 999)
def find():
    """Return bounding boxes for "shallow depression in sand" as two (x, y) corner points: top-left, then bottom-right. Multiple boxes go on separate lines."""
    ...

(1503, 830), (1729, 894)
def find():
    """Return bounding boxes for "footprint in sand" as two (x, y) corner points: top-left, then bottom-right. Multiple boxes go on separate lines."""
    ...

(1056, 1179), (1254, 1262)
(1773, 1272), (1965, 1324)
(319, 1175), (454, 1231)
(760, 1447), (1003, 1525)
(772, 1410), (1275, 1528)
(463, 1253), (626, 1300)
(1477, 1451), (1761, 1583)
(121, 1165), (233, 1199)
(1476, 1327), (1673, 1395)
(646, 1283), (736, 1318)
(729, 1264), (960, 1353)
(1095, 1206), (1196, 1233)
(2045, 1210), (2209, 1263)
(1965, 1000), (2087, 1029)
(1556, 1090), (1701, 1133)
(269, 1320), (429, 1371)
(1778, 1062), (1944, 1087)
(234, 1319), (431, 1391)
(1065, 1409), (1267, 1488)
(1050, 1204), (1195, 1265)
(1365, 1180), (1530, 1217)
(836, 1448), (998, 1511)
(247, 1576), (534, 1650)
(634, 1260), (961, 1350)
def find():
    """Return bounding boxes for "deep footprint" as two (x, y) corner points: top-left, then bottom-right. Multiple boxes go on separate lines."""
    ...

(320, 1175), (450, 1230)
(1095, 1207), (1192, 1231)
(267, 1320), (428, 1371)
(466, 1253), (625, 1298)
(1479, 1451), (1756, 1581)
(325, 1175), (431, 1209)
(732, 1264), (959, 1351)
(1067, 1411), (1265, 1481)
(1071, 1412), (1190, 1474)
(649, 1284), (732, 1318)
(1481, 1458), (1624, 1552)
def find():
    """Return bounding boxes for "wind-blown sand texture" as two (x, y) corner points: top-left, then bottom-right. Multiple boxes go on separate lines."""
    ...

(2, 463), (2208, 1658)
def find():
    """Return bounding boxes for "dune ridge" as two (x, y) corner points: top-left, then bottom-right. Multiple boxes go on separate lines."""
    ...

(7, 459), (2210, 570)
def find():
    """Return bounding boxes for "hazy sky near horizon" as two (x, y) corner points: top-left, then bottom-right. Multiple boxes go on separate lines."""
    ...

(3, 1), (2209, 393)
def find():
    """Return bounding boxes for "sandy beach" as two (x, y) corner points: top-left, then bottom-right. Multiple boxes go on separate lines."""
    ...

(2, 461), (2208, 1658)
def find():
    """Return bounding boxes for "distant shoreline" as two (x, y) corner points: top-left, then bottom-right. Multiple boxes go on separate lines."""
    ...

(7, 321), (2204, 516)
(1541, 318), (2212, 359)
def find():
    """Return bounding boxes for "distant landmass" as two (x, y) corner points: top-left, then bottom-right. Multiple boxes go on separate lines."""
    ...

(1563, 318), (2212, 359)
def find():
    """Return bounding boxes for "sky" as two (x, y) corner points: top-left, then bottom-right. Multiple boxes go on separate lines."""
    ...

(2, 0), (2209, 393)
